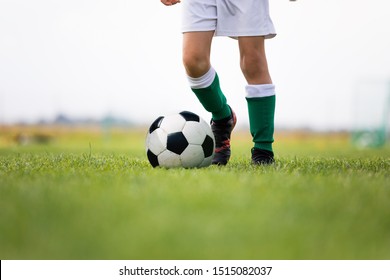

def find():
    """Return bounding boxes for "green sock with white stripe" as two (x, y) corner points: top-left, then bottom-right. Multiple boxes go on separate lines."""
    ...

(246, 84), (276, 152)
(187, 67), (231, 121)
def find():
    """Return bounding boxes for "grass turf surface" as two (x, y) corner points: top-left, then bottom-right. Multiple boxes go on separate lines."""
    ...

(1, 126), (390, 259)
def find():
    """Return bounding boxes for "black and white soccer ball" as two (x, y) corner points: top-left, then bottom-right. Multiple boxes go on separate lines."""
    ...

(146, 111), (215, 168)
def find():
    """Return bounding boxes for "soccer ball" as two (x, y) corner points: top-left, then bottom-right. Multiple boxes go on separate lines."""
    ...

(146, 111), (215, 168)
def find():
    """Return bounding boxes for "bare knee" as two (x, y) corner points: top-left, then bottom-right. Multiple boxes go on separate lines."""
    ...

(182, 52), (210, 78)
(182, 32), (214, 78)
(240, 53), (272, 84)
(239, 37), (272, 84)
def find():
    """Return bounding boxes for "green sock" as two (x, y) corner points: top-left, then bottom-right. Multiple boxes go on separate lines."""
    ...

(246, 95), (275, 152)
(191, 74), (231, 121)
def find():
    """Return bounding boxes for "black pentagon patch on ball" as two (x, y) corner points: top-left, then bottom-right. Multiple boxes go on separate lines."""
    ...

(149, 116), (164, 133)
(179, 111), (200, 122)
(166, 132), (188, 155)
(147, 149), (159, 167)
(202, 135), (214, 158)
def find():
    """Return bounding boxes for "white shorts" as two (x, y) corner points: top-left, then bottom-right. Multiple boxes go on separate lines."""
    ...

(182, 0), (276, 38)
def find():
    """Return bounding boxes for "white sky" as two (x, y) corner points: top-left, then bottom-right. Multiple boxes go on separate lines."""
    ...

(0, 0), (390, 130)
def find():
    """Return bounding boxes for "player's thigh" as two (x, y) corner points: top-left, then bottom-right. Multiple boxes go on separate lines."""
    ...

(238, 36), (270, 73)
(238, 36), (272, 83)
(238, 36), (267, 62)
(182, 31), (214, 76)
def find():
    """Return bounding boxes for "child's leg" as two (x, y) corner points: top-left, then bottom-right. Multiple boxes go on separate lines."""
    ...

(238, 36), (276, 157)
(183, 31), (235, 165)
(188, 67), (235, 165)
(183, 32), (231, 121)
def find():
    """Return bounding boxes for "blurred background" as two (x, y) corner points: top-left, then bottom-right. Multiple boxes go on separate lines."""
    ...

(1, 0), (390, 147)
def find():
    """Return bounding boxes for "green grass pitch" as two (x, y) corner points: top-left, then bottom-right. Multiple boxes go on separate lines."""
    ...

(1, 126), (390, 259)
